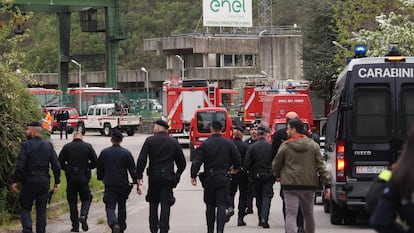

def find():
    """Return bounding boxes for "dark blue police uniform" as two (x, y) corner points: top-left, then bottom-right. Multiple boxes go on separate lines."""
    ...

(59, 137), (97, 231)
(191, 127), (241, 233)
(228, 136), (249, 225)
(12, 135), (61, 233)
(137, 122), (186, 233)
(244, 137), (275, 228)
(97, 131), (137, 233)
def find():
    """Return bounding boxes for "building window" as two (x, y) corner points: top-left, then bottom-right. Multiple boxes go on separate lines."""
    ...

(221, 54), (254, 67)
(224, 54), (233, 67)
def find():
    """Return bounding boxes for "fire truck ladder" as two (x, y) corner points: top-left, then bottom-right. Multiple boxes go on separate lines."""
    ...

(207, 82), (217, 106)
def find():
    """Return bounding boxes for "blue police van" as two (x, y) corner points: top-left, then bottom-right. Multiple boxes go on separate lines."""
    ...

(324, 45), (414, 224)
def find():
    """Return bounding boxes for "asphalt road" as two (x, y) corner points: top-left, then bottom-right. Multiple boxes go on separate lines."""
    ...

(12, 132), (377, 233)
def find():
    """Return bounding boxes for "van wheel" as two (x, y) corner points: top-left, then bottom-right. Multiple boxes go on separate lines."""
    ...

(330, 199), (344, 225)
(126, 128), (135, 136)
(68, 128), (73, 134)
(99, 129), (105, 135)
(104, 124), (112, 136)
(344, 211), (356, 225)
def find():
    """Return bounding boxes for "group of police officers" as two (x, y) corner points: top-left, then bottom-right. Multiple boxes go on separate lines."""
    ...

(10, 112), (324, 233)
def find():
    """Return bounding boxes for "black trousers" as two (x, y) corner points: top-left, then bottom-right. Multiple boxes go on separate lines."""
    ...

(146, 175), (175, 233)
(253, 176), (275, 222)
(59, 122), (68, 139)
(202, 174), (230, 233)
(20, 176), (49, 233)
(228, 173), (248, 217)
(66, 175), (93, 228)
(103, 184), (132, 232)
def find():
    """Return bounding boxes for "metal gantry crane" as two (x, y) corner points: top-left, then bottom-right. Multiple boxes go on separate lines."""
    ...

(4, 0), (125, 91)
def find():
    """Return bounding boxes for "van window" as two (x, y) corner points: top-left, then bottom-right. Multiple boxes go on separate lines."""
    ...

(197, 111), (227, 133)
(96, 108), (101, 116)
(351, 86), (391, 142)
(401, 85), (414, 138)
(87, 108), (94, 116)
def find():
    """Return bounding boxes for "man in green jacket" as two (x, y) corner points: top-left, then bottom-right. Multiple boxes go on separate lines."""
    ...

(272, 119), (330, 233)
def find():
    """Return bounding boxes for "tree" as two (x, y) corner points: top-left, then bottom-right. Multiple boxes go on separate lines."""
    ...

(352, 1), (414, 56)
(330, 0), (401, 66)
(0, 2), (43, 222)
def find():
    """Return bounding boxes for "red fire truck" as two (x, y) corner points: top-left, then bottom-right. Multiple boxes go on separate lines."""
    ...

(163, 79), (222, 144)
(260, 92), (314, 138)
(242, 81), (273, 128)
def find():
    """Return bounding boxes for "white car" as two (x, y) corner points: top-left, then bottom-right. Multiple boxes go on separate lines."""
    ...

(149, 99), (162, 112)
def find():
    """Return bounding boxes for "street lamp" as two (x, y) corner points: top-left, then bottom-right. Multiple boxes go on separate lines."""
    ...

(175, 55), (184, 80)
(140, 67), (149, 111)
(70, 59), (82, 114)
(258, 29), (267, 71)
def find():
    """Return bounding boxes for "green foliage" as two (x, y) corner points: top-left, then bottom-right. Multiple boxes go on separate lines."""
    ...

(0, 66), (43, 221)
(0, 1), (43, 223)
(352, 1), (414, 56)
(301, 0), (337, 87)
(330, 0), (401, 67)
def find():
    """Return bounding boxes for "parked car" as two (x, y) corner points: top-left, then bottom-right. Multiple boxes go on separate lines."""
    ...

(149, 99), (162, 112)
(44, 106), (79, 134)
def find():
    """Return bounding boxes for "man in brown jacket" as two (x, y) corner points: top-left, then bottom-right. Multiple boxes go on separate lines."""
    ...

(272, 119), (330, 233)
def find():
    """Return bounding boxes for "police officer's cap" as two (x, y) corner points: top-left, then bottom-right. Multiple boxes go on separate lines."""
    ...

(111, 129), (124, 140)
(234, 125), (244, 133)
(28, 121), (41, 127)
(257, 126), (270, 134)
(155, 119), (169, 129)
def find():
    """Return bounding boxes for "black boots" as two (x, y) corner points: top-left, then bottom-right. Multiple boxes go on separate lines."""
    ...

(237, 216), (246, 226)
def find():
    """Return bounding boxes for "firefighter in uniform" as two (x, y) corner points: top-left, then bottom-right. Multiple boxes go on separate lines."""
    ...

(97, 130), (137, 233)
(244, 127), (275, 228)
(11, 122), (61, 233)
(136, 119), (186, 233)
(226, 125), (249, 226)
(59, 132), (98, 232)
(191, 120), (241, 233)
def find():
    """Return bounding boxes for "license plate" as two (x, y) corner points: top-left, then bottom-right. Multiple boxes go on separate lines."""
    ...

(355, 166), (387, 174)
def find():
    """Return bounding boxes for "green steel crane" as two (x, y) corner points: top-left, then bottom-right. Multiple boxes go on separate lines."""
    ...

(10, 0), (125, 91)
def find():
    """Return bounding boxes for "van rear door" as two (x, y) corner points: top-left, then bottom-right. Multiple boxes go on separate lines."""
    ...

(346, 63), (414, 184)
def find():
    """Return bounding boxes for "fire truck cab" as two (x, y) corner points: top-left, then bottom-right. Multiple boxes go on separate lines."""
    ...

(163, 79), (221, 145)
(189, 107), (233, 161)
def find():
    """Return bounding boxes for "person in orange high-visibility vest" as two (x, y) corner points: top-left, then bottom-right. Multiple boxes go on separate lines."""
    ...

(42, 111), (52, 132)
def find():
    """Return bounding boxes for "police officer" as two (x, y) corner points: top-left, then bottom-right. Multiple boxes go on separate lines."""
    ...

(136, 119), (186, 233)
(244, 125), (258, 215)
(59, 132), (98, 232)
(226, 125), (249, 226)
(244, 126), (275, 228)
(97, 130), (137, 233)
(191, 120), (241, 233)
(11, 121), (61, 233)
(56, 109), (69, 140)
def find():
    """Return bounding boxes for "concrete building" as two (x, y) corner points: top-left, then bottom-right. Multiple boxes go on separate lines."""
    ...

(32, 26), (302, 97)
